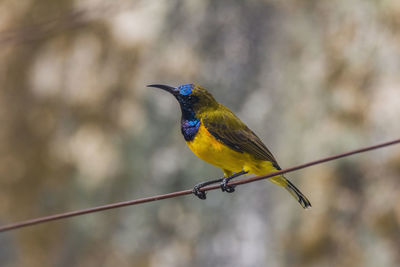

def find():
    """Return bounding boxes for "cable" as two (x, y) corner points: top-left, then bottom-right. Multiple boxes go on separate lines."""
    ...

(0, 138), (399, 233)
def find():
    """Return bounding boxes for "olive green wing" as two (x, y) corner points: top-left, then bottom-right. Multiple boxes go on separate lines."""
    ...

(202, 106), (281, 169)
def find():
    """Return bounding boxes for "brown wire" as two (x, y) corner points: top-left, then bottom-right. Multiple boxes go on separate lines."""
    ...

(0, 138), (399, 233)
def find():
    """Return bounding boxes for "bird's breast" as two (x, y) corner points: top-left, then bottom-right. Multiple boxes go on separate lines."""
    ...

(186, 122), (278, 175)
(186, 123), (224, 153)
(186, 122), (244, 173)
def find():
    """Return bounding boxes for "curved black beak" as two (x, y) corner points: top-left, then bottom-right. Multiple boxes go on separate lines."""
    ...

(147, 84), (179, 95)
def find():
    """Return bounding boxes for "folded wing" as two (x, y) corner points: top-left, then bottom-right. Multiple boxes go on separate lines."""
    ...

(202, 105), (281, 170)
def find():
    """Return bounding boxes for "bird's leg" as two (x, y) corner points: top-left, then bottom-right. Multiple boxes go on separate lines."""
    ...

(192, 170), (248, 199)
(192, 178), (224, 199)
(220, 170), (248, 193)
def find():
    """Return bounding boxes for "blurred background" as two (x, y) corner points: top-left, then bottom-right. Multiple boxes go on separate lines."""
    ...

(1, 0), (400, 266)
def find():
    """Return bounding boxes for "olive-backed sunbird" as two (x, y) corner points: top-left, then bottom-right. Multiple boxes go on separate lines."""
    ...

(148, 83), (311, 209)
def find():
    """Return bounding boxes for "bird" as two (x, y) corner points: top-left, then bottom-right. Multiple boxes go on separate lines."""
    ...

(147, 83), (311, 208)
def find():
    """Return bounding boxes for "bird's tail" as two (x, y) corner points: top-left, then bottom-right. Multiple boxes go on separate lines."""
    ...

(270, 175), (312, 209)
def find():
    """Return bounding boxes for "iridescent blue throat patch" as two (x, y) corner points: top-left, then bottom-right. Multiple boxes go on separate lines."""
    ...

(178, 84), (193, 95)
(181, 118), (200, 141)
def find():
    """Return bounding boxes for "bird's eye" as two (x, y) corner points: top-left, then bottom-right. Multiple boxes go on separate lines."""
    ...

(179, 84), (193, 95)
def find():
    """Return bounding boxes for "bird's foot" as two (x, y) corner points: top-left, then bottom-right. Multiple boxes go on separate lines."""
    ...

(220, 170), (249, 193)
(192, 178), (224, 200)
(192, 171), (248, 199)
(220, 178), (236, 193)
(192, 184), (207, 200)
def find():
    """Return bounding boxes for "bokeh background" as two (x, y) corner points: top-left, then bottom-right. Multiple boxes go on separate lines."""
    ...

(1, 0), (400, 266)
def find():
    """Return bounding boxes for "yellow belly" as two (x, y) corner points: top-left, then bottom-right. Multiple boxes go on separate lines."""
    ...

(186, 123), (277, 176)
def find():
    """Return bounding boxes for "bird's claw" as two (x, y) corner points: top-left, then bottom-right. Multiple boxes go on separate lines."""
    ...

(221, 178), (235, 193)
(192, 185), (207, 200)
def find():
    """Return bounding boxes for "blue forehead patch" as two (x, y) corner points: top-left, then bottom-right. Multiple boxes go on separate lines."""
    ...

(178, 84), (193, 95)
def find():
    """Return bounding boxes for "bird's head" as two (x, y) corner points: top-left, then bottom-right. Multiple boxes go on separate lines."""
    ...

(147, 83), (218, 114)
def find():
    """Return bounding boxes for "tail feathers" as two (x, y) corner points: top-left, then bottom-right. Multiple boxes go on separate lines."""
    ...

(284, 179), (312, 209)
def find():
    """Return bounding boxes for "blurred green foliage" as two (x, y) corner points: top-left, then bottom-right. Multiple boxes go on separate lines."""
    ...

(1, 0), (400, 266)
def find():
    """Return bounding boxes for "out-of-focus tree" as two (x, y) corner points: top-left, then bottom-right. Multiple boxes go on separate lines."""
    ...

(0, 0), (400, 266)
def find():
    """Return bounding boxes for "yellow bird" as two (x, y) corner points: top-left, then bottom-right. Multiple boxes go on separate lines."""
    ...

(148, 83), (311, 208)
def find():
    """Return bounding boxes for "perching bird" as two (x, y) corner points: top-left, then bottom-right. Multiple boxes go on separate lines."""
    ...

(148, 83), (311, 208)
